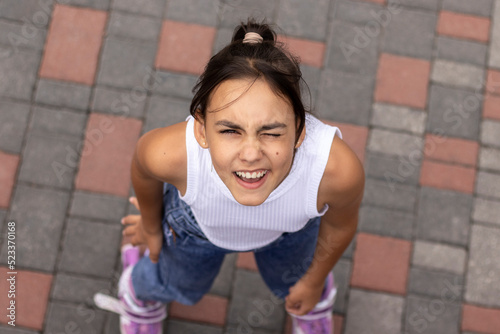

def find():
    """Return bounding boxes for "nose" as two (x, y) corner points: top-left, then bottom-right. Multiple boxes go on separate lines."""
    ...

(239, 137), (262, 163)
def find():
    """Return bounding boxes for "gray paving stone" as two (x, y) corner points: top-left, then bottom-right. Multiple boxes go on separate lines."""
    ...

(317, 69), (374, 125)
(225, 325), (281, 334)
(30, 106), (87, 139)
(332, 0), (385, 26)
(0, 18), (46, 52)
(480, 119), (500, 148)
(381, 8), (437, 59)
(345, 289), (404, 334)
(0, 326), (39, 334)
(466, 224), (500, 307)
(362, 178), (418, 212)
(69, 191), (128, 222)
(111, 0), (165, 17)
(152, 71), (198, 100)
(35, 79), (91, 111)
(107, 11), (161, 41)
(476, 171), (500, 199)
(218, 0), (278, 29)
(227, 270), (286, 332)
(416, 187), (472, 246)
(0, 100), (30, 153)
(45, 302), (106, 334)
(489, 0), (500, 69)
(60, 0), (110, 10)
(412, 241), (467, 275)
(0, 0), (51, 22)
(210, 253), (237, 297)
(103, 313), (120, 334)
(436, 37), (488, 67)
(431, 59), (485, 90)
(371, 103), (427, 135)
(368, 128), (424, 157)
(97, 38), (158, 90)
(144, 95), (191, 133)
(427, 84), (481, 140)
(167, 320), (223, 334)
(326, 20), (379, 76)
(0, 184), (70, 271)
(332, 260), (351, 314)
(92, 85), (147, 119)
(300, 64), (321, 111)
(59, 218), (121, 278)
(405, 295), (461, 334)
(479, 147), (500, 172)
(213, 27), (233, 54)
(408, 267), (464, 300)
(358, 205), (414, 239)
(0, 48), (39, 100)
(442, 0), (494, 17)
(387, 0), (440, 11)
(277, 0), (330, 40)
(472, 197), (500, 226)
(19, 130), (81, 189)
(166, 0), (219, 27)
(52, 273), (112, 304)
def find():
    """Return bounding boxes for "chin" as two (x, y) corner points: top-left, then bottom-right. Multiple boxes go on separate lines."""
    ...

(233, 194), (267, 206)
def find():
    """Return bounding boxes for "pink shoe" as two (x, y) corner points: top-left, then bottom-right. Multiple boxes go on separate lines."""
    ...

(94, 245), (167, 334)
(290, 272), (337, 334)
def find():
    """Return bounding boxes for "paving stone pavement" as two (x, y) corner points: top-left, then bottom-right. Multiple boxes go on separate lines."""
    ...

(0, 0), (499, 333)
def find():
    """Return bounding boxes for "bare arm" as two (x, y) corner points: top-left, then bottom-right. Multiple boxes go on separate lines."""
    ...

(286, 136), (365, 315)
(129, 123), (187, 262)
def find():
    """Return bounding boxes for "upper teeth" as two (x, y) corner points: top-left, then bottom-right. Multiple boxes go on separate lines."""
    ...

(236, 171), (267, 179)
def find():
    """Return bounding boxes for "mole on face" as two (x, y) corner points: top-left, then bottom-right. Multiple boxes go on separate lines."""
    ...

(276, 152), (279, 155)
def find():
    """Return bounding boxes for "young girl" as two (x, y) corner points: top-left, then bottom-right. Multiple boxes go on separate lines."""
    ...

(94, 20), (364, 334)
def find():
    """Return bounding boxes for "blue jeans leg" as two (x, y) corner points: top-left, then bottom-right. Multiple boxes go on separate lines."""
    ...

(253, 217), (321, 299)
(131, 184), (230, 305)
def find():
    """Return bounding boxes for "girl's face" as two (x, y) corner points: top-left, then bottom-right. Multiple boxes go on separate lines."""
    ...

(194, 78), (304, 206)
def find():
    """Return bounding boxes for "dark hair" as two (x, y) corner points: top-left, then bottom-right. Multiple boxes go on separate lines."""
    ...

(190, 19), (307, 141)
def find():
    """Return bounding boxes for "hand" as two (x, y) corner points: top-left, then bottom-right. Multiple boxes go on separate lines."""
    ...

(121, 197), (163, 263)
(285, 278), (324, 316)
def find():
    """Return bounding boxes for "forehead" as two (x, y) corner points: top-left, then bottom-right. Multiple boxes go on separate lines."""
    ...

(206, 78), (295, 126)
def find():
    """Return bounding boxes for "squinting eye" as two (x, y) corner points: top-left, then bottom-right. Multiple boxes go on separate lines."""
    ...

(220, 129), (238, 135)
(264, 133), (281, 137)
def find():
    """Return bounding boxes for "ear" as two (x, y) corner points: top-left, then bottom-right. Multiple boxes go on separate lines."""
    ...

(295, 126), (306, 149)
(193, 111), (209, 149)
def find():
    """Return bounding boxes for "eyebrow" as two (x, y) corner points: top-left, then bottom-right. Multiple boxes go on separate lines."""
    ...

(215, 120), (287, 132)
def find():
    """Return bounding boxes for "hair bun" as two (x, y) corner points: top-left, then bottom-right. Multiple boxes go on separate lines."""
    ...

(232, 19), (276, 44)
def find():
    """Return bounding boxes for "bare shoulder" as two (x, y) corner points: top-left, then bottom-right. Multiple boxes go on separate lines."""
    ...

(318, 135), (365, 210)
(134, 121), (187, 187)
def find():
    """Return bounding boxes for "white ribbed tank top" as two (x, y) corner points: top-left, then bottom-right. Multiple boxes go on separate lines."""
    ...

(179, 114), (342, 251)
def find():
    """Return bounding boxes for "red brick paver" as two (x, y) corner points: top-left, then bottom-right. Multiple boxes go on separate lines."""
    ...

(351, 233), (412, 295)
(0, 151), (19, 208)
(424, 135), (479, 167)
(374, 53), (431, 109)
(156, 20), (216, 75)
(437, 11), (491, 43)
(0, 267), (52, 330)
(237, 252), (259, 271)
(169, 294), (228, 326)
(75, 114), (142, 197)
(420, 160), (476, 193)
(462, 304), (500, 334)
(278, 35), (325, 68)
(483, 94), (500, 120)
(39, 5), (107, 85)
(486, 69), (500, 96)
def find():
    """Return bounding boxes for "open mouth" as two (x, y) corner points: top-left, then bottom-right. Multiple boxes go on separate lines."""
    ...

(234, 170), (268, 187)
